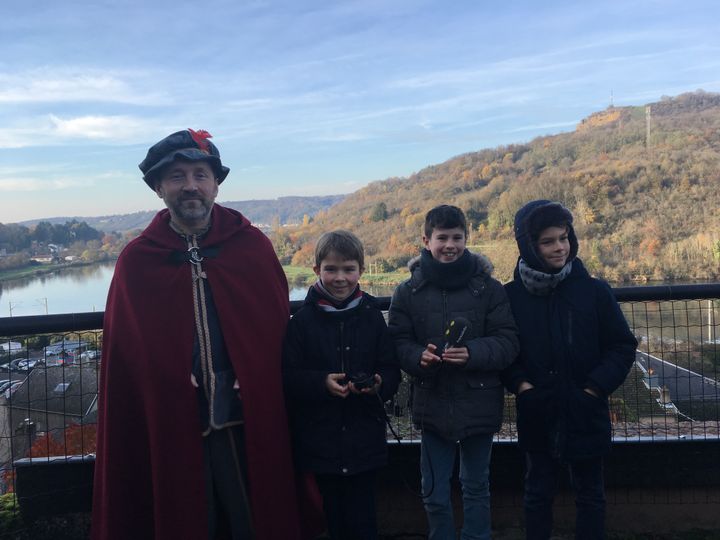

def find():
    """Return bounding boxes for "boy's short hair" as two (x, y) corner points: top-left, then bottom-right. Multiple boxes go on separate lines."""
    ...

(314, 230), (365, 269)
(423, 205), (468, 238)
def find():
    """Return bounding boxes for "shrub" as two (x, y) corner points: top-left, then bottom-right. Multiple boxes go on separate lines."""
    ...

(0, 493), (21, 534)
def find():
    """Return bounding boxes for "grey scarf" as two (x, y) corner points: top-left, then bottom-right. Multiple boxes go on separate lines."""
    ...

(518, 258), (573, 296)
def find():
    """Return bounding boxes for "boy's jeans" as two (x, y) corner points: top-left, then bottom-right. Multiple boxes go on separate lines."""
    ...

(420, 431), (493, 540)
(524, 452), (605, 540)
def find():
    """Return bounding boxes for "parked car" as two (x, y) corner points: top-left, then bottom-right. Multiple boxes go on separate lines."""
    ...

(8, 359), (25, 371)
(4, 381), (23, 399)
(16, 359), (44, 371)
(80, 350), (99, 361)
(0, 380), (12, 393)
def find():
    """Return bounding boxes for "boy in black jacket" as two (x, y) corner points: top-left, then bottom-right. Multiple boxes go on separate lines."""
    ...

(389, 205), (519, 540)
(283, 230), (400, 540)
(503, 200), (637, 540)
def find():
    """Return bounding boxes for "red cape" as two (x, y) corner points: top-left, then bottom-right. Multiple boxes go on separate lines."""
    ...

(92, 206), (315, 539)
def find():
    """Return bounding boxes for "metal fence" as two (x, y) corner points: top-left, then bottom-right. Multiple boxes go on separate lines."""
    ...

(0, 284), (719, 535)
(385, 284), (720, 443)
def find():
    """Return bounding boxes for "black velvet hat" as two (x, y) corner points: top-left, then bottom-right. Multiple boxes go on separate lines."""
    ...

(139, 129), (230, 189)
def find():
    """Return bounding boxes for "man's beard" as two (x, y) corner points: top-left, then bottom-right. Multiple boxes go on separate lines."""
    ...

(171, 198), (213, 223)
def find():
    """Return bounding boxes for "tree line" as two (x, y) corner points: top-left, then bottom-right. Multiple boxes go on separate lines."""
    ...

(0, 220), (134, 272)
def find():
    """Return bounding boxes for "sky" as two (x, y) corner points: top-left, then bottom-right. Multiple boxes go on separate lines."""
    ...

(2, 0), (719, 224)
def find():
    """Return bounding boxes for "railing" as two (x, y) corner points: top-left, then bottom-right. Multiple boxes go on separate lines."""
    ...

(1, 284), (720, 536)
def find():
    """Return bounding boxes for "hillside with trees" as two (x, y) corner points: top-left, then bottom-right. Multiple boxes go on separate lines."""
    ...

(271, 91), (720, 283)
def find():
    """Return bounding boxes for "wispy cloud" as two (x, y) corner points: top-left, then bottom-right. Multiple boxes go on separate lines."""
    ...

(0, 67), (168, 105)
(0, 165), (134, 193)
(0, 115), (165, 148)
(310, 132), (372, 142)
(388, 39), (708, 91)
(49, 114), (149, 140)
(0, 176), (92, 192)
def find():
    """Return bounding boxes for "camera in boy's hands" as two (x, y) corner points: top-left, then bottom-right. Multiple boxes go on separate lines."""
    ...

(347, 372), (375, 390)
(443, 317), (472, 351)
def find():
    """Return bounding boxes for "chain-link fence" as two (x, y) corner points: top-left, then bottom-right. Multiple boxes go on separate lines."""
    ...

(1, 285), (719, 538)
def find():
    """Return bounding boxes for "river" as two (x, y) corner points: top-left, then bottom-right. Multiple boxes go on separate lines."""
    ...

(0, 263), (397, 317)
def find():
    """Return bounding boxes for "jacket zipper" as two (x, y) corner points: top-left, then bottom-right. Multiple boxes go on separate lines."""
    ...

(442, 290), (455, 426)
(442, 290), (448, 339)
(339, 321), (345, 374)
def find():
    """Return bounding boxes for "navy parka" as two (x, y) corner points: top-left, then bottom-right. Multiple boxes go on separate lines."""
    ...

(502, 259), (637, 460)
(282, 288), (400, 475)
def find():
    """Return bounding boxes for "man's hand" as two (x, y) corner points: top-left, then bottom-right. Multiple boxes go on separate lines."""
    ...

(326, 373), (350, 398)
(441, 346), (469, 365)
(420, 344), (442, 368)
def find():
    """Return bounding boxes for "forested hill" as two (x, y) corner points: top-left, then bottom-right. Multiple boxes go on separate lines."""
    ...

(20, 195), (345, 233)
(273, 91), (720, 283)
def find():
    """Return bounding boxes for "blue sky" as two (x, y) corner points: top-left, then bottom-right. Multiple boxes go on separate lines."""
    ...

(2, 0), (719, 223)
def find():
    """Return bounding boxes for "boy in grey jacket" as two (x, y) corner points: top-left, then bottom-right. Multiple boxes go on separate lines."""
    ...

(389, 205), (519, 540)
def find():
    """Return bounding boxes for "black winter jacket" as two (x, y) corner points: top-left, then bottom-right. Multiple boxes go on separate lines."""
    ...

(502, 259), (637, 460)
(282, 289), (400, 475)
(388, 251), (519, 441)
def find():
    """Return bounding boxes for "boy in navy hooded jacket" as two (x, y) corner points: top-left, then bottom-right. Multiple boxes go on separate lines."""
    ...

(502, 200), (637, 540)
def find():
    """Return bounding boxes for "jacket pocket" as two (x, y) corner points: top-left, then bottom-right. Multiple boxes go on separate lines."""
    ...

(567, 387), (611, 438)
(461, 373), (504, 426)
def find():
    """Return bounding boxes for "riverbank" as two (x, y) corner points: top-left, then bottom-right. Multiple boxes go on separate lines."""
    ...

(0, 260), (114, 284)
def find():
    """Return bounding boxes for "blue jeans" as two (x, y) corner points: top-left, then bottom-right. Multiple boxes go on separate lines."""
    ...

(420, 431), (493, 540)
(524, 452), (605, 540)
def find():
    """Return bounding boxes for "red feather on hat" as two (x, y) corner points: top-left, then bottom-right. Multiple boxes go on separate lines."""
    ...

(188, 128), (213, 153)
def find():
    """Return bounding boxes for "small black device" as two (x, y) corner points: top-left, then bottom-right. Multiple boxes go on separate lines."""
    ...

(347, 372), (375, 390)
(443, 317), (472, 351)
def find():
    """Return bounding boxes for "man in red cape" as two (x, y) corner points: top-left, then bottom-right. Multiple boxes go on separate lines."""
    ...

(92, 129), (321, 539)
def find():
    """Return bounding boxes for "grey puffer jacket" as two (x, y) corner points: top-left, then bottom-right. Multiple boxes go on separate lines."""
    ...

(388, 251), (519, 441)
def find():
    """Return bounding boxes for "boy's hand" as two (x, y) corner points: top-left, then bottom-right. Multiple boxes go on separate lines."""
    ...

(420, 344), (442, 368)
(326, 373), (350, 398)
(441, 346), (469, 365)
(349, 374), (382, 395)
